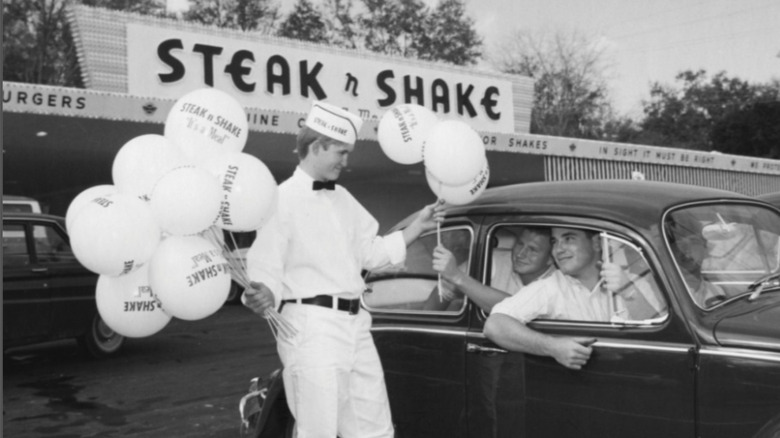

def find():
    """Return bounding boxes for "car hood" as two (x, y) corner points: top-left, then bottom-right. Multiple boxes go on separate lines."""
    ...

(713, 299), (780, 352)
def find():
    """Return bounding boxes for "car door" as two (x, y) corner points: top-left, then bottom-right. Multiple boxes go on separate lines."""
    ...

(3, 220), (53, 344)
(465, 219), (697, 438)
(31, 220), (99, 337)
(364, 223), (477, 438)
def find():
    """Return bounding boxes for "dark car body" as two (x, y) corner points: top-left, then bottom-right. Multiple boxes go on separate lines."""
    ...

(240, 180), (780, 438)
(3, 211), (125, 357)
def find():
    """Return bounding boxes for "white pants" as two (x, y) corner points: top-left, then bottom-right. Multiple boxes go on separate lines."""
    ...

(277, 303), (394, 438)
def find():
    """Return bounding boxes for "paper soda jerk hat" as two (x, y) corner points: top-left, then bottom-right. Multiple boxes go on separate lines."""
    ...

(305, 101), (363, 145)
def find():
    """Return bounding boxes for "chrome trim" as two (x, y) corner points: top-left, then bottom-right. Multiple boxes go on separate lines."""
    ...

(700, 346), (780, 363)
(371, 325), (468, 337)
(464, 331), (692, 353)
(383, 329), (693, 353)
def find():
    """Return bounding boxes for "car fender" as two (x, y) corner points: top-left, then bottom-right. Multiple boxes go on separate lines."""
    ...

(754, 412), (780, 438)
(240, 368), (292, 438)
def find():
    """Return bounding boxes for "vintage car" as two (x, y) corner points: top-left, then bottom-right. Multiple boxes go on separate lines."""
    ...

(3, 211), (126, 357)
(239, 180), (780, 438)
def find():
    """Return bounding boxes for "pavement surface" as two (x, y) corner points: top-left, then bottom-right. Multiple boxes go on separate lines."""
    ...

(3, 305), (281, 438)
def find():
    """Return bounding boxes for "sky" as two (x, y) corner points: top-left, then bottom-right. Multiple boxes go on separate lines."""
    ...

(167, 0), (780, 117)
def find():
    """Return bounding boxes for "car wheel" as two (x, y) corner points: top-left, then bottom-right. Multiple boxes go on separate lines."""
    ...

(225, 281), (243, 305)
(79, 314), (125, 358)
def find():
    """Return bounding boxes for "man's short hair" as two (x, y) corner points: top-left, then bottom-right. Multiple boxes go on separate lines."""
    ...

(519, 226), (552, 240)
(296, 126), (329, 159)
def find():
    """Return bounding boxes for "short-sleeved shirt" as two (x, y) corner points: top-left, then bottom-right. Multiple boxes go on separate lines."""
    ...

(491, 270), (611, 323)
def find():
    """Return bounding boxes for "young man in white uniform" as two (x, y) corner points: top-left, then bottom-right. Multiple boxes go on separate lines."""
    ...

(242, 101), (442, 438)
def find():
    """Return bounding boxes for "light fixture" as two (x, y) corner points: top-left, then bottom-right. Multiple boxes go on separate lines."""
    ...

(36, 131), (48, 137)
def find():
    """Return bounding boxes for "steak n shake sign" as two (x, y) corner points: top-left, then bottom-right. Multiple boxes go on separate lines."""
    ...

(67, 5), (533, 134)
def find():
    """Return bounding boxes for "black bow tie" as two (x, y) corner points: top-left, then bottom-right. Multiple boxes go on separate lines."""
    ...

(312, 180), (336, 191)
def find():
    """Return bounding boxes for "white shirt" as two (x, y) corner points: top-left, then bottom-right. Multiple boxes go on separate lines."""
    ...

(246, 167), (407, 306)
(491, 270), (612, 323)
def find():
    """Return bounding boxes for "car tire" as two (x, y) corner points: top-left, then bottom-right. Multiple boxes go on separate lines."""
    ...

(78, 314), (125, 358)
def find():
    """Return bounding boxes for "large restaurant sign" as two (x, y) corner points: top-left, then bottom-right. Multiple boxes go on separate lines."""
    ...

(67, 5), (532, 134)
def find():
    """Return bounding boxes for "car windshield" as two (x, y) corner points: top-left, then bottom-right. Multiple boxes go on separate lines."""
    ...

(664, 203), (780, 309)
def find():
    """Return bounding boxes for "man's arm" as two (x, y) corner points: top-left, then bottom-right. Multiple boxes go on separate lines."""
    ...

(433, 245), (510, 313)
(483, 313), (596, 370)
(402, 202), (445, 246)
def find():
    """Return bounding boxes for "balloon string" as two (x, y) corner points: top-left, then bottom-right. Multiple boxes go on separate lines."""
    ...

(601, 232), (614, 322)
(208, 226), (297, 339)
(436, 202), (443, 302)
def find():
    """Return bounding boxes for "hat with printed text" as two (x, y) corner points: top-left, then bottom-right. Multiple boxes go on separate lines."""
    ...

(305, 101), (363, 145)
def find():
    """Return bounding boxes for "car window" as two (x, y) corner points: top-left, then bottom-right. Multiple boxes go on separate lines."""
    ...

(665, 203), (780, 309)
(33, 224), (76, 263)
(484, 225), (667, 325)
(3, 223), (30, 267)
(363, 226), (473, 314)
(601, 233), (668, 322)
(494, 224), (668, 326)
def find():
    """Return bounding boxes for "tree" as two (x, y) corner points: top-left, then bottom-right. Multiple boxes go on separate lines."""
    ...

(3, 0), (169, 86)
(711, 100), (780, 158)
(491, 29), (613, 138)
(3, 0), (78, 85)
(321, 0), (360, 50)
(359, 0), (429, 59)
(415, 0), (481, 66)
(356, 0), (481, 65)
(277, 0), (328, 43)
(184, 0), (279, 32)
(640, 70), (780, 153)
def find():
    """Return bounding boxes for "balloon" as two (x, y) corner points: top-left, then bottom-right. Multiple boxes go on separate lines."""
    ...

(164, 88), (248, 166)
(65, 184), (117, 232)
(423, 120), (486, 186)
(377, 104), (438, 165)
(148, 235), (231, 321)
(70, 193), (161, 276)
(207, 153), (278, 232)
(95, 265), (172, 338)
(150, 166), (222, 236)
(426, 160), (490, 206)
(112, 134), (186, 200)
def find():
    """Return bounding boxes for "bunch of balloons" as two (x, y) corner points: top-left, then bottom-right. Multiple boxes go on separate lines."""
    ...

(66, 88), (278, 338)
(377, 104), (489, 205)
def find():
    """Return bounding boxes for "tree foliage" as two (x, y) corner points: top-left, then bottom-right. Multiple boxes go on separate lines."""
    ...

(415, 0), (481, 66)
(184, 0), (279, 32)
(491, 29), (613, 139)
(357, 0), (481, 65)
(278, 0), (328, 43)
(640, 70), (780, 155)
(3, 0), (169, 86)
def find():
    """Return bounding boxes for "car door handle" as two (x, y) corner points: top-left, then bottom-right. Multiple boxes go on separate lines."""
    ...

(31, 267), (48, 273)
(466, 343), (507, 354)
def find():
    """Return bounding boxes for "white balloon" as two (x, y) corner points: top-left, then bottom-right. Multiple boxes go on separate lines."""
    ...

(95, 265), (172, 338)
(423, 120), (486, 186)
(377, 104), (438, 165)
(150, 166), (222, 236)
(70, 193), (161, 276)
(65, 185), (117, 232)
(426, 160), (490, 206)
(207, 153), (279, 232)
(112, 134), (186, 200)
(148, 235), (231, 321)
(164, 88), (248, 166)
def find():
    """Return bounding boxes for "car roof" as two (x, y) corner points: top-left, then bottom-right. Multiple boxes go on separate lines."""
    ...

(757, 191), (780, 208)
(3, 211), (65, 223)
(403, 180), (757, 231)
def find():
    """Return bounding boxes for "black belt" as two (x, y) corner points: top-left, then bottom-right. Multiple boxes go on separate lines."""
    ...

(281, 295), (361, 315)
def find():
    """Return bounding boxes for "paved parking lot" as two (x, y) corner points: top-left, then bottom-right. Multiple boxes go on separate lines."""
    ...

(3, 305), (281, 438)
